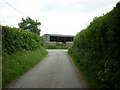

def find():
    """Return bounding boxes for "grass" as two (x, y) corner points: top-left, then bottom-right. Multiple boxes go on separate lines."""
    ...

(2, 47), (48, 87)
(0, 59), (1, 89)
(68, 51), (96, 88)
(68, 47), (120, 88)
(46, 45), (68, 49)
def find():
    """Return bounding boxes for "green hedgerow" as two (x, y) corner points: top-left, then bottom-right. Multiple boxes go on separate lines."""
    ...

(68, 2), (120, 88)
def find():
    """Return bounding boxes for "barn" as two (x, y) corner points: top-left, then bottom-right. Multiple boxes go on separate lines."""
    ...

(43, 34), (74, 43)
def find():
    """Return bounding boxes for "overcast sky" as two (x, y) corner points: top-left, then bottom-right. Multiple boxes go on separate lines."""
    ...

(0, 0), (119, 35)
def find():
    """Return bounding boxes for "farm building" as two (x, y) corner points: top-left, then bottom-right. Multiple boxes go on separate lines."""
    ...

(43, 34), (74, 43)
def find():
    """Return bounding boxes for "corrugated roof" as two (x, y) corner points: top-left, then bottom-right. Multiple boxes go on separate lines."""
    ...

(44, 34), (75, 37)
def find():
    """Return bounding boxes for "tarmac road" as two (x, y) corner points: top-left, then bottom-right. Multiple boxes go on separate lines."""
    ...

(6, 49), (88, 88)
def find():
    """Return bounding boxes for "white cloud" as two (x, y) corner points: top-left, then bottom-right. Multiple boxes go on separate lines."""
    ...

(0, 0), (119, 35)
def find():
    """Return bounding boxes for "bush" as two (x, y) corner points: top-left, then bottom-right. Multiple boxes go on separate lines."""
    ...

(69, 2), (120, 88)
(2, 26), (44, 55)
(2, 26), (48, 87)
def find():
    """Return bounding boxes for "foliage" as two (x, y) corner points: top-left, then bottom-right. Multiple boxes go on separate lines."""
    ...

(0, 27), (1, 89)
(46, 45), (68, 49)
(2, 25), (48, 87)
(0, 25), (2, 56)
(2, 26), (44, 55)
(2, 48), (48, 87)
(18, 17), (41, 35)
(69, 2), (120, 88)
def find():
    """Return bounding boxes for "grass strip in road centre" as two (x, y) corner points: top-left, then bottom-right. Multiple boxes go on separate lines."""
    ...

(2, 48), (48, 87)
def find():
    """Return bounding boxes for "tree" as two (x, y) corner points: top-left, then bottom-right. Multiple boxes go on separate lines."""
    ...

(18, 17), (41, 35)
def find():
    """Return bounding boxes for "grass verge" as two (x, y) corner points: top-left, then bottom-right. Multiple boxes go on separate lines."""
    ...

(68, 51), (95, 88)
(46, 45), (68, 49)
(2, 47), (48, 87)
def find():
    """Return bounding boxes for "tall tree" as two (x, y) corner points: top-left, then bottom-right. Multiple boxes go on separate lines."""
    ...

(18, 17), (41, 35)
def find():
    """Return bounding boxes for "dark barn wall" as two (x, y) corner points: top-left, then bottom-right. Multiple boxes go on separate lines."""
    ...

(50, 36), (74, 42)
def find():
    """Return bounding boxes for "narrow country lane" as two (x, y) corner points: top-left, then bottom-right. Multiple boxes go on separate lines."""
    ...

(6, 49), (88, 88)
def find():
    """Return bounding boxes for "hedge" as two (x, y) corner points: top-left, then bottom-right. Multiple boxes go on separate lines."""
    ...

(2, 26), (48, 87)
(69, 2), (120, 88)
(2, 26), (44, 55)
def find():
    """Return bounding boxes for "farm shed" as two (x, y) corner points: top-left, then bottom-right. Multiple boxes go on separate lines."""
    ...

(43, 34), (74, 43)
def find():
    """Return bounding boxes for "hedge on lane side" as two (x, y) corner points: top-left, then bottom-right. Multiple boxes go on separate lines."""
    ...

(2, 26), (44, 55)
(2, 26), (48, 87)
(69, 2), (120, 88)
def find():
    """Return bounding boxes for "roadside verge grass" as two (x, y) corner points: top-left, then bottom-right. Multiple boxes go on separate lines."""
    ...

(68, 51), (94, 88)
(46, 45), (68, 49)
(2, 47), (48, 87)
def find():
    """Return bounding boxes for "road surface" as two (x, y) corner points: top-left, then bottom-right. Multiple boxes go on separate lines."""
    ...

(6, 49), (88, 88)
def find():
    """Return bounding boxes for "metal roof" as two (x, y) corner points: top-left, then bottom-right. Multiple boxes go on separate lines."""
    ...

(44, 34), (75, 37)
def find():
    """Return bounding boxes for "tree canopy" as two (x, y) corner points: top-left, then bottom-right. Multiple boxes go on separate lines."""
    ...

(18, 17), (41, 35)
